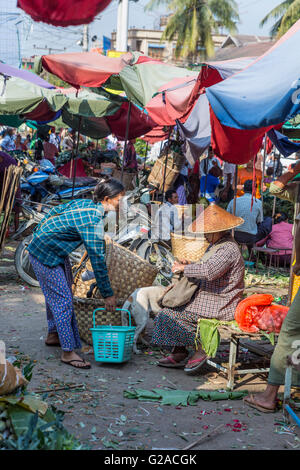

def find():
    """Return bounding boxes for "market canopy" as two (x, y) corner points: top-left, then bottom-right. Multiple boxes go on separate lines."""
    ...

(0, 62), (54, 89)
(53, 88), (156, 140)
(205, 20), (300, 164)
(34, 51), (158, 90)
(35, 50), (197, 113)
(145, 58), (255, 126)
(17, 0), (112, 26)
(0, 74), (67, 127)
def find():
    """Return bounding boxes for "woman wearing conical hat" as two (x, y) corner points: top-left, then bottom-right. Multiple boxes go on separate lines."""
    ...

(152, 204), (245, 375)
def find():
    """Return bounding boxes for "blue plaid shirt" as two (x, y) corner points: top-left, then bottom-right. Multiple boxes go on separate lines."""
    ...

(28, 199), (113, 298)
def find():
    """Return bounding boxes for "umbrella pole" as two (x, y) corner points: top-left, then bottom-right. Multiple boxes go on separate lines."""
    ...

(203, 158), (208, 196)
(121, 101), (132, 184)
(144, 142), (149, 170)
(71, 117), (82, 200)
(162, 128), (172, 201)
(231, 164), (239, 239)
(261, 133), (267, 212)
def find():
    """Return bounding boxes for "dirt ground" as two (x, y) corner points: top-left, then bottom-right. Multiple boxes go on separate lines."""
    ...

(1, 242), (299, 451)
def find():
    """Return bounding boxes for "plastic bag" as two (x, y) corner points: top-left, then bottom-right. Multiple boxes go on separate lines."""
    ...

(256, 304), (289, 333)
(235, 294), (274, 333)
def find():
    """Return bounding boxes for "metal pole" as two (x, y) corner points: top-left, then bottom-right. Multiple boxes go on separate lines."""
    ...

(121, 101), (132, 183)
(231, 164), (238, 239)
(203, 158), (208, 196)
(144, 142), (149, 170)
(71, 117), (82, 199)
(116, 0), (123, 51)
(162, 128), (172, 200)
(261, 133), (267, 212)
(233, 164), (238, 216)
(120, 0), (129, 52)
(288, 183), (300, 306)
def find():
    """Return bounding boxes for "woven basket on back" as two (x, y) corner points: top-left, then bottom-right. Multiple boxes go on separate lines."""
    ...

(171, 233), (209, 263)
(148, 151), (185, 192)
(74, 297), (125, 345)
(113, 169), (137, 190)
(73, 236), (158, 300)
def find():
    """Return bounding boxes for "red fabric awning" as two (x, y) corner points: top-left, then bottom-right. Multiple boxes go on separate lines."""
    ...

(106, 103), (156, 141)
(40, 51), (160, 90)
(41, 52), (134, 89)
(142, 126), (171, 144)
(17, 0), (112, 26)
(22, 100), (60, 122)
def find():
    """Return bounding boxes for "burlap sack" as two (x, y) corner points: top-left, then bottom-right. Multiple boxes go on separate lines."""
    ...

(0, 361), (28, 395)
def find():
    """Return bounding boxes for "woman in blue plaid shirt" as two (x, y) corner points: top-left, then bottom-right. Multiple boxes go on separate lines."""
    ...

(27, 176), (125, 369)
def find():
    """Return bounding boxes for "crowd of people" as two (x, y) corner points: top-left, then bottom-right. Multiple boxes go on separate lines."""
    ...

(1, 122), (299, 410)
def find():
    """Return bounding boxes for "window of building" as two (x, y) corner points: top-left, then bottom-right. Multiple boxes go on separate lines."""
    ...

(148, 44), (165, 60)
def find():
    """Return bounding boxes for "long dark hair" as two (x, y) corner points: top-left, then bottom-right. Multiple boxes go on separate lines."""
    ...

(93, 176), (124, 203)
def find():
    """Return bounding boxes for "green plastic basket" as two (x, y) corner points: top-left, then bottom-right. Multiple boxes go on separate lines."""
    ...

(91, 308), (136, 363)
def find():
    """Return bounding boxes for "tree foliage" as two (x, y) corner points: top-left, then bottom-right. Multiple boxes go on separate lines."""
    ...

(146, 0), (239, 59)
(260, 0), (300, 38)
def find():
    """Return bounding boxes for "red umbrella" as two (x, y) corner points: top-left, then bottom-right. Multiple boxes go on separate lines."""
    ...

(17, 0), (112, 26)
(37, 51), (157, 89)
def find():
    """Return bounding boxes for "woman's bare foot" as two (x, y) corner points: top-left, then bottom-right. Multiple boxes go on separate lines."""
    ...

(61, 351), (91, 369)
(45, 332), (60, 346)
(244, 385), (279, 412)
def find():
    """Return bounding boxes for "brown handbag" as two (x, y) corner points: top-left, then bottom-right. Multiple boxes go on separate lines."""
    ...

(157, 273), (199, 309)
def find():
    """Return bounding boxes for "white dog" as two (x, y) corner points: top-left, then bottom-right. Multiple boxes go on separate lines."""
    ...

(122, 286), (166, 354)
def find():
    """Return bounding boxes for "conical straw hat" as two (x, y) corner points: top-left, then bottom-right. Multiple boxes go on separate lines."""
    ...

(188, 204), (244, 234)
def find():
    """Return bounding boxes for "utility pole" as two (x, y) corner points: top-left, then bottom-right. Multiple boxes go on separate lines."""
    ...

(83, 24), (89, 52)
(116, 0), (129, 52)
(116, 0), (123, 51)
(120, 0), (129, 52)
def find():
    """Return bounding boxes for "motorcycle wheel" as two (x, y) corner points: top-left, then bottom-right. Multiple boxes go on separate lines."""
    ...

(15, 236), (86, 287)
(137, 241), (174, 283)
(14, 235), (39, 287)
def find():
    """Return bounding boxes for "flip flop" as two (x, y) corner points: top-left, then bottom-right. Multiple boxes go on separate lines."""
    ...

(61, 359), (91, 370)
(184, 356), (208, 375)
(157, 355), (188, 369)
(243, 394), (276, 413)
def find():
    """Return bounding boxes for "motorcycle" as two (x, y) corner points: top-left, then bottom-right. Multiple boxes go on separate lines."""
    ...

(14, 176), (175, 287)
(21, 159), (97, 204)
(112, 181), (174, 283)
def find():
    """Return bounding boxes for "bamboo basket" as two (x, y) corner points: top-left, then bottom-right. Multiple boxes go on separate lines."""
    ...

(73, 236), (158, 300)
(113, 169), (137, 190)
(171, 233), (209, 263)
(73, 297), (124, 345)
(148, 151), (185, 192)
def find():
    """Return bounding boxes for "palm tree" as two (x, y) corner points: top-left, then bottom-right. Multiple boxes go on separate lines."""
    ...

(260, 0), (300, 38)
(145, 0), (239, 60)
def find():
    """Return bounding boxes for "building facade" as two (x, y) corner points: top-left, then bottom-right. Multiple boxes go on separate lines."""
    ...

(111, 28), (227, 64)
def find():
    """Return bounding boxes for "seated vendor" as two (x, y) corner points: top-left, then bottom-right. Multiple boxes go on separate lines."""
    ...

(152, 204), (245, 375)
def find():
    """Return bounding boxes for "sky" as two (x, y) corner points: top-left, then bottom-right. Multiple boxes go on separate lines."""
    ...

(0, 0), (287, 66)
